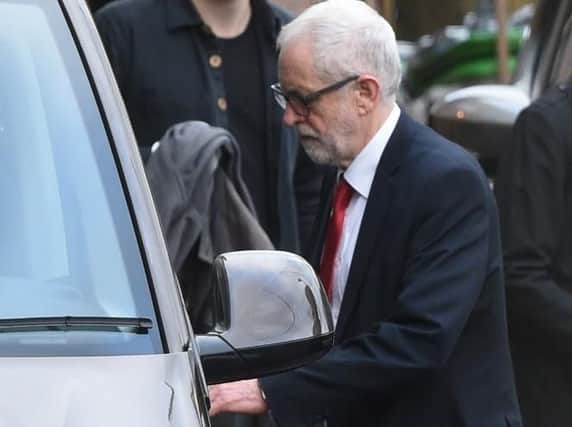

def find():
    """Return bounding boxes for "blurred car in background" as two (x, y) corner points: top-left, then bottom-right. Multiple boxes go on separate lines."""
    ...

(429, 0), (572, 181)
(400, 1), (534, 123)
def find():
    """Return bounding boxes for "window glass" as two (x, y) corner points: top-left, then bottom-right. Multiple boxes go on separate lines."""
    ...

(0, 0), (162, 355)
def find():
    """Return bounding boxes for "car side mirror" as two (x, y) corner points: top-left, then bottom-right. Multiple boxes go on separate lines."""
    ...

(429, 84), (530, 178)
(196, 250), (333, 385)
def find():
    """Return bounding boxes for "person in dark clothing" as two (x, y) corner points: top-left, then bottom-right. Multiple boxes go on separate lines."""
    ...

(208, 2), (521, 426)
(94, 0), (323, 253)
(496, 82), (572, 427)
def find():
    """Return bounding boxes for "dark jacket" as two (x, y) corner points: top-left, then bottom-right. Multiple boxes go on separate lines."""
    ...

(261, 113), (521, 427)
(496, 83), (572, 427)
(145, 121), (273, 332)
(94, 0), (322, 253)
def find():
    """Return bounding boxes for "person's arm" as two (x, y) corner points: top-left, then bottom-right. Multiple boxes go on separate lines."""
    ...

(496, 102), (572, 350)
(209, 157), (493, 425)
(209, 379), (267, 416)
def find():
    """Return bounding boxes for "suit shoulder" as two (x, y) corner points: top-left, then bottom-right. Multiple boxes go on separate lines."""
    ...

(406, 119), (484, 179)
(396, 121), (492, 208)
(395, 121), (495, 230)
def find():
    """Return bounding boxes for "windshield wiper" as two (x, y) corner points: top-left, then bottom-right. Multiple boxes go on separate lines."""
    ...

(0, 316), (153, 334)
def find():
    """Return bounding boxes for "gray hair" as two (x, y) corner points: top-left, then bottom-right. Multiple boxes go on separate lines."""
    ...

(277, 0), (402, 103)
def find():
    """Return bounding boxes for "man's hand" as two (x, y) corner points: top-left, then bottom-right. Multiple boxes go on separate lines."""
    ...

(208, 379), (268, 417)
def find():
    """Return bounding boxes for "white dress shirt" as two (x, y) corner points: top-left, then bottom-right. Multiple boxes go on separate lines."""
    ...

(329, 104), (401, 325)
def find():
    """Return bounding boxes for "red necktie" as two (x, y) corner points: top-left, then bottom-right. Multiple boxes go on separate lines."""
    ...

(319, 176), (353, 301)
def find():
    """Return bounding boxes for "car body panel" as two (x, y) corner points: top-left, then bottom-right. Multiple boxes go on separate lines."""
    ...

(434, 84), (530, 125)
(0, 0), (208, 422)
(0, 352), (204, 427)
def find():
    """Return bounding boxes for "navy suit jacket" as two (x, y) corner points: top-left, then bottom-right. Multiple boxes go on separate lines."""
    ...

(260, 113), (522, 427)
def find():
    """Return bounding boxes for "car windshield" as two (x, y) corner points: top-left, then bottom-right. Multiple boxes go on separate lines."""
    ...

(0, 0), (163, 356)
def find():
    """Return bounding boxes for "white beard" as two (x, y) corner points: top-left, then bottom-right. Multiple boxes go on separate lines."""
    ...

(300, 137), (336, 165)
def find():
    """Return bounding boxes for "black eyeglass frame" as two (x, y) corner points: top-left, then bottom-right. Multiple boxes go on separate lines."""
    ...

(270, 74), (360, 117)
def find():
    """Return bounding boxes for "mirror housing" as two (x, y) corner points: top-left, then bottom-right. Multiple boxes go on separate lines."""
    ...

(429, 84), (529, 177)
(196, 250), (333, 385)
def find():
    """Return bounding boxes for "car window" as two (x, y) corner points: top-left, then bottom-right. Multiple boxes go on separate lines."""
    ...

(0, 0), (163, 356)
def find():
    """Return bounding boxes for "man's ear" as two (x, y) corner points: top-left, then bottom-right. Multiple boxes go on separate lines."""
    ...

(355, 75), (381, 116)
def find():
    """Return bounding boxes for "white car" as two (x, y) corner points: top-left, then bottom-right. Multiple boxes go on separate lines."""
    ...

(0, 1), (333, 426)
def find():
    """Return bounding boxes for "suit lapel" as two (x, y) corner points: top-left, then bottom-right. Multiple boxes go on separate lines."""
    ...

(335, 113), (414, 340)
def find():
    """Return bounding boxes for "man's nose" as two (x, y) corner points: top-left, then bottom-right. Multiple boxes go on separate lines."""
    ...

(283, 103), (303, 127)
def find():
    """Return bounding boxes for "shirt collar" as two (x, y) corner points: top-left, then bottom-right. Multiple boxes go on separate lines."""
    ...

(343, 104), (401, 199)
(165, 0), (203, 31)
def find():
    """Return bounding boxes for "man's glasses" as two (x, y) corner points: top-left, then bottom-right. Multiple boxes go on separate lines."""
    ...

(271, 75), (359, 117)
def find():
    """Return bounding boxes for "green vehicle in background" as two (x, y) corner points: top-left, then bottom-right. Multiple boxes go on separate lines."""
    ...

(403, 29), (524, 98)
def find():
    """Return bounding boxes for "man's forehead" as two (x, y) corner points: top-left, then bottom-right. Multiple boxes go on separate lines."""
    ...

(279, 35), (312, 60)
(278, 40), (315, 86)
